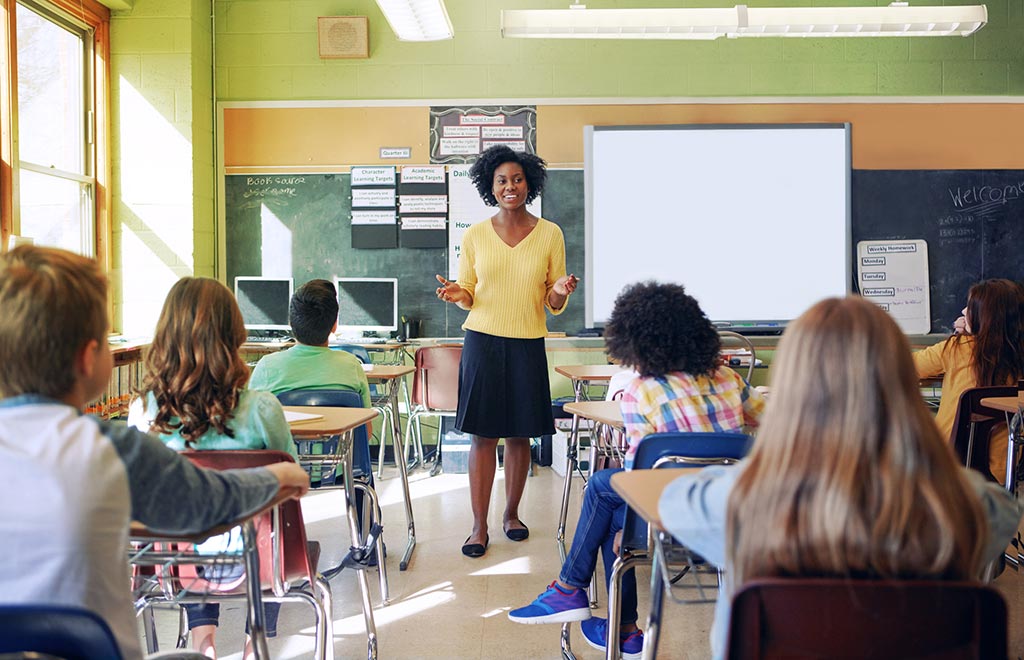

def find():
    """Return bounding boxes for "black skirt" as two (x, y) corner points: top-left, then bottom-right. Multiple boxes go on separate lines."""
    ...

(455, 329), (556, 438)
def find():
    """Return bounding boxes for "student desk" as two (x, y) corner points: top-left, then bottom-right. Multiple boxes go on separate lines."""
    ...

(362, 365), (419, 571)
(611, 468), (702, 660)
(130, 489), (300, 660)
(553, 365), (622, 549)
(286, 405), (381, 656)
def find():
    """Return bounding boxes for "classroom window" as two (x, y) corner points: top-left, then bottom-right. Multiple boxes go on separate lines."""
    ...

(2, 0), (108, 257)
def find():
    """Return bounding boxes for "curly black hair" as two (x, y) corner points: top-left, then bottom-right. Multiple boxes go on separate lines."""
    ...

(290, 279), (339, 345)
(468, 145), (547, 206)
(604, 281), (721, 379)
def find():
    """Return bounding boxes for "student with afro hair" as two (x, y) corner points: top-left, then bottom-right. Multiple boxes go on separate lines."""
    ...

(507, 281), (764, 659)
(435, 145), (578, 557)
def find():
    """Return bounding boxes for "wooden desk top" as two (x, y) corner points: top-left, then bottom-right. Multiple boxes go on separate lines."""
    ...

(563, 400), (624, 429)
(554, 364), (622, 381)
(365, 364), (414, 379)
(610, 469), (700, 531)
(980, 396), (1022, 415)
(130, 488), (299, 543)
(283, 405), (377, 438)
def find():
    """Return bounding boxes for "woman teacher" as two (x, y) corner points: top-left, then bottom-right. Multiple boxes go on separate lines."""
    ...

(436, 145), (577, 558)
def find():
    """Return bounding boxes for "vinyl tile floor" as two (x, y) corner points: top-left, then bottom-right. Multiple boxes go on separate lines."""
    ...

(142, 464), (1024, 660)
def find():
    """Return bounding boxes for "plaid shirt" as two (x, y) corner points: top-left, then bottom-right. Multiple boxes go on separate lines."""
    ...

(620, 368), (764, 468)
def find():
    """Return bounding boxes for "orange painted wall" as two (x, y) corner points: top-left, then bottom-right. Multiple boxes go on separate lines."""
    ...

(223, 102), (1024, 171)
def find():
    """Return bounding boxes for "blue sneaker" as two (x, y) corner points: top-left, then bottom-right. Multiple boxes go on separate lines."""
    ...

(580, 617), (644, 660)
(508, 581), (592, 624)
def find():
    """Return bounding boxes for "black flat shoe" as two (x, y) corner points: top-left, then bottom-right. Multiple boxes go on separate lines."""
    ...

(504, 522), (530, 542)
(462, 534), (489, 558)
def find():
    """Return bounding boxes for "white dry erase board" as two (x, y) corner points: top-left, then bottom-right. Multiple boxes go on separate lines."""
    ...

(584, 124), (851, 330)
(857, 239), (931, 335)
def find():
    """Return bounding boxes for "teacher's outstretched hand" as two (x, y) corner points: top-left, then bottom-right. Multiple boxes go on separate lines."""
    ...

(436, 274), (472, 307)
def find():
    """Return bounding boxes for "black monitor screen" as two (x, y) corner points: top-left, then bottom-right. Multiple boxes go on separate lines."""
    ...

(234, 278), (292, 330)
(335, 278), (398, 334)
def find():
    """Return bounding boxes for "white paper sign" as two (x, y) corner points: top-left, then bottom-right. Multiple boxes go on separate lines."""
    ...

(857, 239), (931, 334)
(440, 137), (480, 156)
(400, 166), (446, 184)
(352, 210), (396, 225)
(482, 139), (526, 152)
(481, 126), (523, 139)
(351, 166), (396, 186)
(460, 114), (505, 125)
(400, 195), (448, 214)
(443, 126), (480, 138)
(402, 217), (446, 230)
(351, 188), (396, 208)
(448, 164), (541, 280)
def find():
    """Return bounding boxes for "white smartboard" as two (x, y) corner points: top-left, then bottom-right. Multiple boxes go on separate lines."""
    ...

(585, 124), (851, 330)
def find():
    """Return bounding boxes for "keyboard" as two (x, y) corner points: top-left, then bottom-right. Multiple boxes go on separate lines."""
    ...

(246, 335), (292, 344)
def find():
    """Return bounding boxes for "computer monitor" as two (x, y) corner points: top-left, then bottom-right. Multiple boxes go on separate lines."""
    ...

(234, 277), (293, 331)
(334, 277), (398, 337)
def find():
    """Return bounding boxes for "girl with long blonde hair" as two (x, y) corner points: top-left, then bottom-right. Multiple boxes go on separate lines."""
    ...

(660, 296), (1021, 659)
(129, 277), (298, 659)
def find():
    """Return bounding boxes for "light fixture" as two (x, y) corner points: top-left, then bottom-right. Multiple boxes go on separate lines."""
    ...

(501, 3), (987, 39)
(375, 0), (454, 41)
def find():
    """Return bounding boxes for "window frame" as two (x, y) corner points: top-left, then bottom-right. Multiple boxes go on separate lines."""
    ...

(0, 0), (110, 272)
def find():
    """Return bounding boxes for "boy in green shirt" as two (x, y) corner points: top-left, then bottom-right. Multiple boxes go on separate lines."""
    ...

(249, 279), (371, 405)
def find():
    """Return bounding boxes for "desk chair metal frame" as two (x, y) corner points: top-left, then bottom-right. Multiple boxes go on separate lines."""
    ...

(718, 330), (757, 383)
(559, 431), (752, 660)
(406, 344), (462, 477)
(726, 578), (1007, 659)
(131, 450), (335, 660)
(276, 389), (390, 604)
(331, 344), (403, 478)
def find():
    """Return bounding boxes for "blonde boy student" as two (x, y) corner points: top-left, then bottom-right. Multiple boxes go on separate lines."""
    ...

(0, 246), (309, 660)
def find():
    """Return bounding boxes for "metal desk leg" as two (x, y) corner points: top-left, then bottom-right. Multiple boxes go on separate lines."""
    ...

(242, 519), (271, 660)
(341, 429), (379, 660)
(389, 378), (417, 571)
(1005, 410), (1020, 492)
(557, 379), (585, 556)
(642, 535), (666, 660)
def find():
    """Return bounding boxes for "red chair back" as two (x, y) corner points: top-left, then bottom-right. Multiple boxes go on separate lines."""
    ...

(171, 450), (314, 594)
(949, 385), (1016, 477)
(727, 577), (1007, 659)
(411, 345), (462, 411)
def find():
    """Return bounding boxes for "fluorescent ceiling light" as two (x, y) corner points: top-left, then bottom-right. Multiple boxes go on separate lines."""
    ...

(501, 4), (987, 39)
(375, 0), (454, 41)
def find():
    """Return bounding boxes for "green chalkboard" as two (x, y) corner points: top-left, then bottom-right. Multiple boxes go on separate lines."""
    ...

(225, 171), (586, 338)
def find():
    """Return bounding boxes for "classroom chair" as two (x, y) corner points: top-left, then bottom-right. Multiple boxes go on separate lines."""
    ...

(564, 431), (752, 660)
(275, 388), (389, 601)
(330, 343), (398, 477)
(949, 385), (1016, 480)
(0, 605), (125, 660)
(134, 450), (336, 660)
(726, 578), (1007, 659)
(407, 344), (462, 477)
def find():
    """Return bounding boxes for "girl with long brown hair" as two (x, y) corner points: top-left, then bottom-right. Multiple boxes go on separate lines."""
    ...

(129, 277), (297, 659)
(660, 296), (1021, 659)
(915, 278), (1024, 480)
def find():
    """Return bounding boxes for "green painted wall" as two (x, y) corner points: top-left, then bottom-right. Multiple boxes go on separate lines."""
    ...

(213, 0), (1024, 101)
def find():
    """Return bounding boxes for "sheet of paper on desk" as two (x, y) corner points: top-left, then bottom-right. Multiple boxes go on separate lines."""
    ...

(361, 363), (374, 372)
(284, 410), (324, 424)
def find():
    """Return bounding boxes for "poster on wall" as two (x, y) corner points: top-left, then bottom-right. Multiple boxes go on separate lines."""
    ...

(399, 165), (448, 248)
(350, 166), (398, 248)
(429, 106), (537, 165)
(447, 164), (541, 280)
(857, 239), (931, 334)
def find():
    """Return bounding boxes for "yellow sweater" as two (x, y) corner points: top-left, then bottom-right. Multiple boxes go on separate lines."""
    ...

(458, 218), (569, 339)
(913, 336), (1009, 481)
